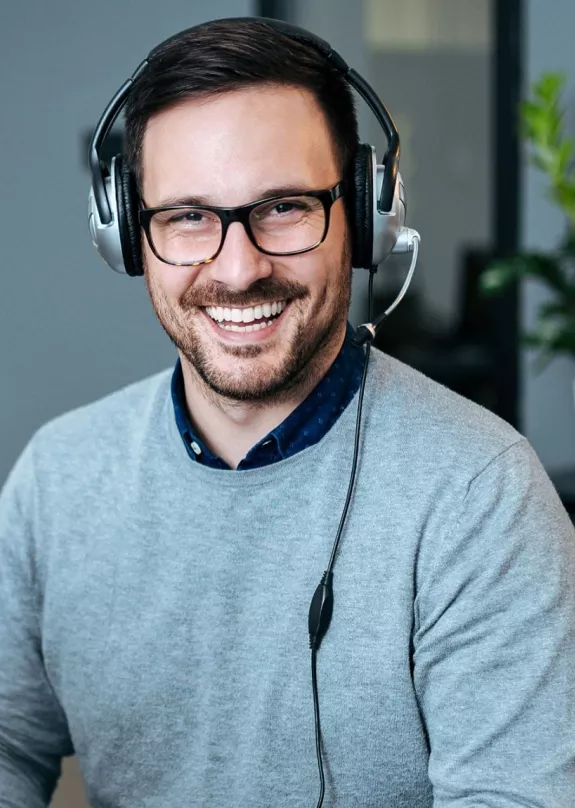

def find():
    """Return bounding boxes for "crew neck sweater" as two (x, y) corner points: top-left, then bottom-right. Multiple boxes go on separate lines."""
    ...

(1, 348), (575, 808)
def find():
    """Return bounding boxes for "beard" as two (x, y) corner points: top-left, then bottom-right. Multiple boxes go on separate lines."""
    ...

(144, 241), (352, 405)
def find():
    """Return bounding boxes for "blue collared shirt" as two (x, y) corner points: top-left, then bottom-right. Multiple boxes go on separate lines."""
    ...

(171, 322), (365, 470)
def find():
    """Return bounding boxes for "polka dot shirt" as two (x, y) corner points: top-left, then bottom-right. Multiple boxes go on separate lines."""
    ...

(171, 322), (365, 471)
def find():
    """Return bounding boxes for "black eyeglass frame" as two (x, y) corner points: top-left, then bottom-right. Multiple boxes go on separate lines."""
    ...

(138, 181), (346, 267)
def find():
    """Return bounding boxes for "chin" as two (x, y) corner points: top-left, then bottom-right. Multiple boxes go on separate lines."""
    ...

(193, 353), (300, 403)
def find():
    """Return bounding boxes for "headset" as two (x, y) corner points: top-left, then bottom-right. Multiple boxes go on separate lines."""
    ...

(87, 17), (421, 807)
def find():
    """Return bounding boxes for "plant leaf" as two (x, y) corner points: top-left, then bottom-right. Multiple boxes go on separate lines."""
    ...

(481, 72), (575, 366)
(478, 263), (519, 294)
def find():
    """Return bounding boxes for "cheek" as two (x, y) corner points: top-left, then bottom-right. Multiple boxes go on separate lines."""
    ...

(144, 245), (201, 301)
(284, 257), (327, 298)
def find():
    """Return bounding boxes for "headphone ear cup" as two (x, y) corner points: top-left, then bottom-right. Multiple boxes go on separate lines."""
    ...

(350, 143), (374, 269)
(114, 156), (143, 277)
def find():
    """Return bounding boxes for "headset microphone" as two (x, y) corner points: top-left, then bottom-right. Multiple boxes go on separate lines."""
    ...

(352, 227), (421, 347)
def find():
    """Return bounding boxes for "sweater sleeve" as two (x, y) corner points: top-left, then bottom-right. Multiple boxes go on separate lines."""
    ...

(0, 440), (74, 807)
(413, 438), (575, 807)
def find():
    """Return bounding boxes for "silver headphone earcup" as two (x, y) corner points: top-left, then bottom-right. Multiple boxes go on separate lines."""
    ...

(88, 163), (129, 275)
(371, 149), (406, 265)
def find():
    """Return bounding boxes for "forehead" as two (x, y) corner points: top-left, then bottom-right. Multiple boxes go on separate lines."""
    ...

(140, 85), (340, 206)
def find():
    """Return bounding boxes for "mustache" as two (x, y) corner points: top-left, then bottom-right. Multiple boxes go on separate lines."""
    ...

(183, 278), (309, 309)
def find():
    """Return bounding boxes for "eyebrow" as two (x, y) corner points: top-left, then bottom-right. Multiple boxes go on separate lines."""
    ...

(151, 185), (321, 209)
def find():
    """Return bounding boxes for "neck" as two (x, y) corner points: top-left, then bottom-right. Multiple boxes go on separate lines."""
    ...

(179, 330), (346, 469)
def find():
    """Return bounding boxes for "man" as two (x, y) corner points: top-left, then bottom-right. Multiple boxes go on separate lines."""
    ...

(1, 17), (574, 808)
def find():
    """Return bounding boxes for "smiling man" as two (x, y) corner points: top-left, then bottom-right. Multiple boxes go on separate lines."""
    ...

(139, 83), (353, 467)
(1, 17), (575, 808)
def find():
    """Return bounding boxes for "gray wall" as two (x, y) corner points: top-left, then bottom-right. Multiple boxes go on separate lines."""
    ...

(522, 0), (575, 469)
(0, 0), (254, 487)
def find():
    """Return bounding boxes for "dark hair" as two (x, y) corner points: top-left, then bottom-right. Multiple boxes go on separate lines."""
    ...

(123, 18), (359, 191)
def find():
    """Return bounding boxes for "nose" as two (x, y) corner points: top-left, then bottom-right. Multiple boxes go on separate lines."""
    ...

(208, 221), (273, 292)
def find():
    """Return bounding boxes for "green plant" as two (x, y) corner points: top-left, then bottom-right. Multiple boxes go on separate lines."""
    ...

(479, 72), (575, 373)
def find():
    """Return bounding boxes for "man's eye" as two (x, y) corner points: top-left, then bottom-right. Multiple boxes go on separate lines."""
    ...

(256, 200), (310, 220)
(272, 201), (310, 216)
(170, 211), (205, 225)
(271, 202), (302, 215)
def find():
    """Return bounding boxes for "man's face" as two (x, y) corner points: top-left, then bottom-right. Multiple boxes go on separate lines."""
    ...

(141, 84), (351, 403)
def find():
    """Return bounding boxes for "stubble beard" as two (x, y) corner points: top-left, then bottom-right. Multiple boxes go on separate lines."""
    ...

(145, 244), (352, 406)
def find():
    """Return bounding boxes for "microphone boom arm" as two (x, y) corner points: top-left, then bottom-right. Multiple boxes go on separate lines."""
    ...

(353, 229), (420, 347)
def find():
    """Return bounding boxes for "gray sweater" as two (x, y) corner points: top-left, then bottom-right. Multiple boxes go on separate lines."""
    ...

(1, 349), (575, 808)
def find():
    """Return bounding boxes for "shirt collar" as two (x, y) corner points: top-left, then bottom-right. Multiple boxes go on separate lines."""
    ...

(171, 322), (364, 470)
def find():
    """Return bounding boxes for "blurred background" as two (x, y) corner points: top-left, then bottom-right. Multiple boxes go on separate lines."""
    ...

(0, 1), (574, 804)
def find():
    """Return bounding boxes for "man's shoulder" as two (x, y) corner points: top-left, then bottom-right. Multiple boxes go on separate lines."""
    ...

(365, 348), (523, 470)
(1, 366), (174, 518)
(33, 365), (174, 457)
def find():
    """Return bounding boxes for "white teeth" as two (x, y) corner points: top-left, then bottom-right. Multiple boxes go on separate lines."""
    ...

(205, 300), (286, 327)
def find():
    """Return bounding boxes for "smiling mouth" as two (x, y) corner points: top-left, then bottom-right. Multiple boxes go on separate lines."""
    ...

(204, 300), (288, 332)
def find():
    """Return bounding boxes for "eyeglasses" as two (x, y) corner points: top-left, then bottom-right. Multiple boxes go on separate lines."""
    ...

(138, 181), (346, 267)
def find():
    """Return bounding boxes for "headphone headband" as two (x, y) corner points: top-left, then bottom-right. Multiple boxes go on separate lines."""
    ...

(89, 61), (148, 225)
(89, 17), (400, 226)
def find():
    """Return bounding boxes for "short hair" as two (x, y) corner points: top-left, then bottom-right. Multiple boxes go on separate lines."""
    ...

(123, 18), (359, 192)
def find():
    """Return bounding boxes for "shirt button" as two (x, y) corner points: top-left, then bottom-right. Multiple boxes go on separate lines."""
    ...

(190, 440), (202, 456)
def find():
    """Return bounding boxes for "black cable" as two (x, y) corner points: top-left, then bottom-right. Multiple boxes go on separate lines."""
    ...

(309, 266), (377, 808)
(327, 333), (372, 572)
(311, 650), (325, 807)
